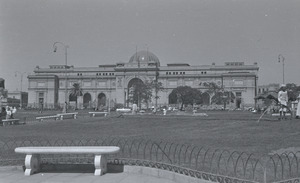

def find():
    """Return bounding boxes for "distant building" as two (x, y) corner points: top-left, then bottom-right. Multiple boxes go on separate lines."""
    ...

(258, 83), (280, 95)
(27, 50), (259, 109)
(7, 91), (28, 108)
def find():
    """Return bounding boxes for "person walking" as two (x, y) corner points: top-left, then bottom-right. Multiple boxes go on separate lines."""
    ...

(278, 84), (289, 120)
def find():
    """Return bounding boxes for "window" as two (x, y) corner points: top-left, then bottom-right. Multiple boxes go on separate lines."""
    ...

(83, 81), (92, 87)
(38, 93), (44, 98)
(166, 72), (168, 75)
(185, 81), (193, 86)
(236, 92), (242, 97)
(168, 81), (177, 86)
(234, 80), (244, 86)
(37, 82), (45, 87)
(98, 81), (106, 87)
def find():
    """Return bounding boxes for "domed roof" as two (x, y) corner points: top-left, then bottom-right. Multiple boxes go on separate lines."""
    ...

(129, 50), (160, 65)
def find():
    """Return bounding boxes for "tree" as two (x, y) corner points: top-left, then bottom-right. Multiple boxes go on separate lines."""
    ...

(69, 83), (83, 110)
(285, 83), (300, 101)
(211, 91), (235, 109)
(150, 80), (164, 106)
(169, 86), (202, 110)
(202, 82), (221, 97)
(127, 80), (164, 108)
(202, 82), (235, 109)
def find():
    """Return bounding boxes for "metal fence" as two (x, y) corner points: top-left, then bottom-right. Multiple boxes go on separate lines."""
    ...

(0, 138), (299, 183)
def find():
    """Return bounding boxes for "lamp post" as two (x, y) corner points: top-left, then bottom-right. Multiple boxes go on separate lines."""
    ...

(278, 54), (285, 84)
(15, 71), (27, 108)
(53, 42), (69, 113)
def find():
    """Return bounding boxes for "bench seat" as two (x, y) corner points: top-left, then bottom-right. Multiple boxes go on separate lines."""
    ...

(88, 112), (108, 117)
(56, 112), (78, 120)
(1, 119), (20, 126)
(116, 108), (131, 113)
(36, 115), (59, 122)
(15, 146), (120, 176)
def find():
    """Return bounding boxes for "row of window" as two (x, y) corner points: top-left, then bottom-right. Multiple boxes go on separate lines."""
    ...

(166, 71), (186, 75)
(166, 71), (208, 75)
(258, 88), (268, 94)
(76, 73), (115, 76)
(96, 73), (114, 76)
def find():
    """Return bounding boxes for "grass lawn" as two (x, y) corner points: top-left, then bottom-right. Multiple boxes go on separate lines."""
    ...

(1, 109), (300, 156)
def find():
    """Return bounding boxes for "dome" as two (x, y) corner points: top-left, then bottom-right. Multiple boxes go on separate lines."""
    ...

(129, 50), (160, 65)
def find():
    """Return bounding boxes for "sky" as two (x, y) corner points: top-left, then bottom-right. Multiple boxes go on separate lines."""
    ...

(0, 0), (300, 92)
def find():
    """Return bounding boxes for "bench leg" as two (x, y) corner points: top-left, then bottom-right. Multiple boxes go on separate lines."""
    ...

(94, 155), (107, 176)
(24, 154), (40, 176)
(93, 113), (95, 117)
(74, 114), (77, 119)
(60, 116), (63, 120)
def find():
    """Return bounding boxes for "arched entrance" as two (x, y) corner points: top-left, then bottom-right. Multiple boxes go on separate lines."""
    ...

(202, 92), (210, 105)
(98, 93), (106, 110)
(168, 92), (177, 104)
(127, 78), (144, 108)
(83, 93), (92, 108)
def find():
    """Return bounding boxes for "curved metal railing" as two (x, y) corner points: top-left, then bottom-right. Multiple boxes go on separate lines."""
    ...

(0, 138), (299, 183)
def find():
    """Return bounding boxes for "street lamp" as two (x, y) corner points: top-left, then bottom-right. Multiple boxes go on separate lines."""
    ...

(15, 71), (27, 108)
(278, 54), (285, 84)
(53, 42), (69, 113)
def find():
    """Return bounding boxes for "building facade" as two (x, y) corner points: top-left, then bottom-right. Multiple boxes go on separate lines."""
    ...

(27, 51), (259, 109)
(7, 91), (28, 108)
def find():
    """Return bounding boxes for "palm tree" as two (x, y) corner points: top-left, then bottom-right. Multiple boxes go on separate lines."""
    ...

(70, 83), (83, 110)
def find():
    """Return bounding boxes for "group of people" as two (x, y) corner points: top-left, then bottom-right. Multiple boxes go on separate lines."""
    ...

(277, 84), (300, 120)
(0, 106), (17, 121)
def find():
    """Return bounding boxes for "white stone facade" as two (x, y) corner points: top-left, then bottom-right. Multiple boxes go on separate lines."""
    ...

(27, 51), (259, 109)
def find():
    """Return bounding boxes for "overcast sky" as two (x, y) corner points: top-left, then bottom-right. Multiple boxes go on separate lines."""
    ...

(1, 0), (299, 91)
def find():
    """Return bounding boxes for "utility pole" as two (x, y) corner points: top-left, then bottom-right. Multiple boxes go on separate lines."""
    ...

(53, 42), (69, 113)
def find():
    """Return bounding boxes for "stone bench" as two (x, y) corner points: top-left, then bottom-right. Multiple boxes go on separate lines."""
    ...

(1, 119), (20, 126)
(15, 146), (120, 176)
(57, 112), (78, 120)
(36, 115), (59, 122)
(116, 108), (131, 113)
(271, 113), (291, 116)
(88, 112), (108, 117)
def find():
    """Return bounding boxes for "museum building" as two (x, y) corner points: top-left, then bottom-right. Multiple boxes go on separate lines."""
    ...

(27, 50), (259, 109)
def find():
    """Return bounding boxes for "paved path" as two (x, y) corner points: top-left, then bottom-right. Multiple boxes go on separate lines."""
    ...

(0, 166), (210, 183)
(0, 168), (174, 183)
